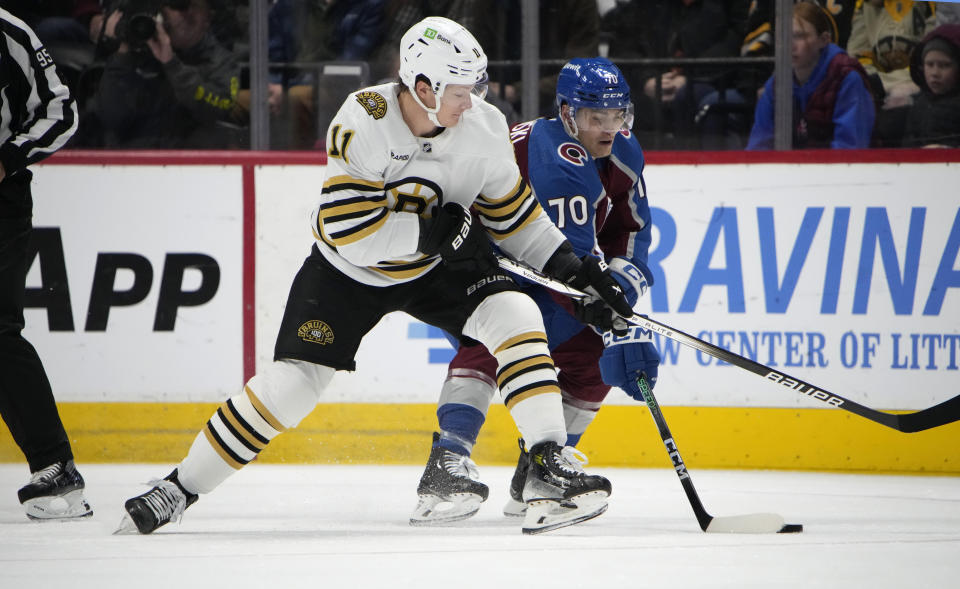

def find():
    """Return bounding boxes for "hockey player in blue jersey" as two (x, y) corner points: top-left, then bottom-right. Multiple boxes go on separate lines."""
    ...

(411, 57), (661, 524)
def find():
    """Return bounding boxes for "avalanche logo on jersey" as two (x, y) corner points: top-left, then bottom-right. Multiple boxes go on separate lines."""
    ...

(557, 142), (589, 166)
(355, 91), (388, 120)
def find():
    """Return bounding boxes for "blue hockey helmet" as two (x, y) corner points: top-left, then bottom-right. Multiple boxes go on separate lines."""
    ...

(556, 57), (632, 110)
(556, 57), (633, 133)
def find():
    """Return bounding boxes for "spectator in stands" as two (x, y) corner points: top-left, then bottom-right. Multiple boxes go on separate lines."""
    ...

(95, 0), (243, 148)
(747, 1), (875, 149)
(238, 0), (385, 149)
(742, 0), (857, 55)
(263, 0), (324, 149)
(4, 2), (106, 147)
(481, 0), (600, 119)
(846, 0), (936, 144)
(3, 1), (103, 48)
(902, 24), (960, 147)
(604, 0), (751, 149)
(369, 1), (519, 122)
(371, 0), (490, 82)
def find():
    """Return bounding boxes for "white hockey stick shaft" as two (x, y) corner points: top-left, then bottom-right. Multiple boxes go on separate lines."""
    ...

(496, 256), (960, 433)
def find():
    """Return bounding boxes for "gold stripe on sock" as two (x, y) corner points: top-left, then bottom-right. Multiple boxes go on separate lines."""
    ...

(245, 386), (287, 433)
(504, 384), (561, 410)
(493, 331), (547, 355)
(497, 354), (555, 386)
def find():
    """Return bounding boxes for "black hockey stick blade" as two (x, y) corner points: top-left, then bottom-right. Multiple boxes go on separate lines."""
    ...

(496, 256), (960, 434)
(636, 375), (802, 534)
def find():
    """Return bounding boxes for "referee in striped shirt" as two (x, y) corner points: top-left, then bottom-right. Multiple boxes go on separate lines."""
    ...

(1, 7), (92, 520)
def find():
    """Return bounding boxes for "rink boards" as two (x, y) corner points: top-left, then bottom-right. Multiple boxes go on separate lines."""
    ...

(2, 149), (958, 473)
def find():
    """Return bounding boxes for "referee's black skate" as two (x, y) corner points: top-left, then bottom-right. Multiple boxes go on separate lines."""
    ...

(410, 432), (489, 525)
(502, 438), (528, 517)
(522, 441), (611, 535)
(115, 469), (197, 535)
(18, 460), (92, 520)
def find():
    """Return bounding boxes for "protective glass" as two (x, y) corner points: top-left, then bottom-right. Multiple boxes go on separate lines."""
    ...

(575, 104), (635, 132)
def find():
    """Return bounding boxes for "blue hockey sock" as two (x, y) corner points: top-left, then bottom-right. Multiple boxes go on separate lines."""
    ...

(436, 403), (485, 456)
(565, 432), (582, 447)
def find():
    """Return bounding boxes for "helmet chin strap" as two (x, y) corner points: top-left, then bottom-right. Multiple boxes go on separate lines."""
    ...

(411, 89), (444, 127)
(560, 108), (580, 140)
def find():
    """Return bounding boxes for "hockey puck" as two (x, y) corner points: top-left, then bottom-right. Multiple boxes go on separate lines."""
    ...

(777, 523), (803, 533)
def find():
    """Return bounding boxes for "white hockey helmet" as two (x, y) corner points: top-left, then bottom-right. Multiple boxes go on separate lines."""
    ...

(399, 16), (488, 125)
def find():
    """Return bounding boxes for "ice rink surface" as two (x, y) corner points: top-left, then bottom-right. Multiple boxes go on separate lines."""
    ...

(1, 463), (957, 589)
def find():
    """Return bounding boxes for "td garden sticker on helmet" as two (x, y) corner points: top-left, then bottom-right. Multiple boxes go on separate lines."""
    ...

(355, 91), (387, 119)
(298, 320), (335, 345)
(424, 27), (437, 39)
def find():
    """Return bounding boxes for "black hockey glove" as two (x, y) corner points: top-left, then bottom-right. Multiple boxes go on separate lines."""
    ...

(544, 243), (633, 333)
(419, 203), (497, 273)
(572, 298), (630, 336)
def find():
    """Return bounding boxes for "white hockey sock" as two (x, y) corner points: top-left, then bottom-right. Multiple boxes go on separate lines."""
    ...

(508, 391), (566, 447)
(462, 292), (567, 448)
(495, 332), (566, 447)
(178, 386), (285, 494)
(177, 359), (333, 495)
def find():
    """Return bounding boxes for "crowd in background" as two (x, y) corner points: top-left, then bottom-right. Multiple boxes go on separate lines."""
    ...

(6, 0), (960, 151)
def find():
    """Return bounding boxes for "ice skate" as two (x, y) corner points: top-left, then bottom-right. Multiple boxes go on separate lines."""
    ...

(502, 438), (528, 517)
(410, 433), (489, 525)
(115, 470), (197, 535)
(521, 441), (610, 535)
(18, 460), (92, 520)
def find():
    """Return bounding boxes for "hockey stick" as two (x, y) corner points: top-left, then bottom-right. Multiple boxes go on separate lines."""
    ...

(497, 256), (960, 433)
(637, 373), (802, 533)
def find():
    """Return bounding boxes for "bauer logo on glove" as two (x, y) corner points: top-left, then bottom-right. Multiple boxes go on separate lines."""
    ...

(451, 209), (473, 251)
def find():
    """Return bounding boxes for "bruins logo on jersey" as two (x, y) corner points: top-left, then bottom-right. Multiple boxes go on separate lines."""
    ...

(355, 91), (387, 120)
(298, 320), (335, 345)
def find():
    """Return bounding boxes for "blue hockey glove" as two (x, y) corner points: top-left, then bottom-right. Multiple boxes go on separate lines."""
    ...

(598, 323), (660, 401)
(608, 257), (651, 308)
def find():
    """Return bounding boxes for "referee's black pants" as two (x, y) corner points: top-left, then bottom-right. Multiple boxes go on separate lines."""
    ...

(0, 171), (72, 473)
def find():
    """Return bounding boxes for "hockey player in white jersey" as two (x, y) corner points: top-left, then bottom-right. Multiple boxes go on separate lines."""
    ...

(118, 16), (633, 536)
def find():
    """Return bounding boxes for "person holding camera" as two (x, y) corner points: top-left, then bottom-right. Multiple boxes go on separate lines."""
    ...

(95, 0), (243, 148)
